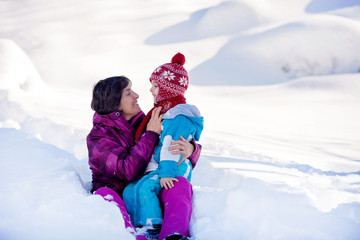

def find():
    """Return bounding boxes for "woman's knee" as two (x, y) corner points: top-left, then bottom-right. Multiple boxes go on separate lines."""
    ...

(175, 177), (192, 193)
(175, 177), (191, 186)
(161, 177), (193, 201)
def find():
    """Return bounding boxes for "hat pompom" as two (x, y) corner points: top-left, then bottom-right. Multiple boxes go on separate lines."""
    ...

(171, 52), (185, 66)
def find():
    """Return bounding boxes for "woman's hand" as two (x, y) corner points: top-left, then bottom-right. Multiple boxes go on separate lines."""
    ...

(146, 107), (163, 134)
(160, 177), (179, 190)
(168, 136), (194, 166)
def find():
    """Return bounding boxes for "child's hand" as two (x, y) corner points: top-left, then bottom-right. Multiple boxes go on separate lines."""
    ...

(160, 177), (179, 190)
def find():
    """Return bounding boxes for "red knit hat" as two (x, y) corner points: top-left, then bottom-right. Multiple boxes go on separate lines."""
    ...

(149, 52), (189, 103)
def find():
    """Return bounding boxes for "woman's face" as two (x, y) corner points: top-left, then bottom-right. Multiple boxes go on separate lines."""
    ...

(119, 84), (141, 120)
(150, 80), (159, 103)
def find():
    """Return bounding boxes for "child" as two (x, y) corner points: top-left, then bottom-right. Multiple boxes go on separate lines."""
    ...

(123, 53), (203, 240)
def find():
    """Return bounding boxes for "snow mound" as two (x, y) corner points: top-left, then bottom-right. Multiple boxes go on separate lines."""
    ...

(192, 159), (360, 239)
(284, 73), (360, 93)
(191, 15), (360, 85)
(0, 128), (132, 240)
(0, 90), (89, 160)
(0, 39), (45, 92)
(1, 126), (359, 240)
(0, 40), (92, 153)
(145, 1), (261, 44)
(306, 0), (360, 13)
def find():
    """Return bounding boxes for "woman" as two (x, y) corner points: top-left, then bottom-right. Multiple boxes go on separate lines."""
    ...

(86, 76), (201, 239)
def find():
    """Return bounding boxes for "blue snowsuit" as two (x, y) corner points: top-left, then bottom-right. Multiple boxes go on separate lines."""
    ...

(123, 104), (203, 227)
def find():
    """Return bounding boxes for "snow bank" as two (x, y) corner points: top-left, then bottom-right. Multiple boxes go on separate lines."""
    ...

(192, 158), (360, 239)
(0, 40), (90, 159)
(0, 89), (89, 160)
(0, 128), (133, 240)
(0, 39), (45, 92)
(145, 1), (262, 44)
(1, 126), (359, 240)
(306, 0), (360, 13)
(191, 14), (360, 85)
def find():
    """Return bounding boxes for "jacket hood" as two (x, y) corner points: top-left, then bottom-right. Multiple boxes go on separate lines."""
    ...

(163, 104), (204, 141)
(93, 111), (127, 128)
(94, 110), (144, 124)
(92, 111), (145, 135)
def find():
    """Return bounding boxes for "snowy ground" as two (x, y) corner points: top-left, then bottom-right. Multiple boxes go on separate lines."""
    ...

(0, 0), (360, 239)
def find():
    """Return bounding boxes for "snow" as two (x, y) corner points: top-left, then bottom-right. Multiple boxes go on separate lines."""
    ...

(0, 0), (360, 239)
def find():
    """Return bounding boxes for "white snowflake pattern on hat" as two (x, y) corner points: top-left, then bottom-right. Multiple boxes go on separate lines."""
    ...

(179, 76), (188, 87)
(162, 70), (175, 81)
(154, 67), (162, 73)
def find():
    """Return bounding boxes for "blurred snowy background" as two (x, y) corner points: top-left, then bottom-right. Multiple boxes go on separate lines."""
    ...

(0, 0), (360, 239)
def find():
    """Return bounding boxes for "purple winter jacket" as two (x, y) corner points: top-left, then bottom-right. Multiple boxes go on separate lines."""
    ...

(87, 110), (159, 195)
(87, 110), (201, 196)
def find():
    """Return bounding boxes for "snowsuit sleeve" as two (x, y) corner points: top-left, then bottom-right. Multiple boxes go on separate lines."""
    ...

(88, 130), (159, 182)
(188, 139), (202, 169)
(158, 115), (195, 179)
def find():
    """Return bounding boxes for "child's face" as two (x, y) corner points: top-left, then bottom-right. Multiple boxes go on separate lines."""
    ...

(150, 80), (159, 103)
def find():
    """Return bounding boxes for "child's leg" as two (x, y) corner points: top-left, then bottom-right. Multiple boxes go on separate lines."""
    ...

(158, 177), (193, 240)
(130, 172), (163, 227)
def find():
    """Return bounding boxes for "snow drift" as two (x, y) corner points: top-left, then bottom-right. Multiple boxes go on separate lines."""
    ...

(190, 15), (360, 85)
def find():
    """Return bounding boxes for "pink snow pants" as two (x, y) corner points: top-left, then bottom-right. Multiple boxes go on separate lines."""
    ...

(158, 176), (193, 240)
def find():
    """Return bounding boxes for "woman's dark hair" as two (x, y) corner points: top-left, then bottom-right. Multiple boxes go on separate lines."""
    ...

(91, 76), (131, 115)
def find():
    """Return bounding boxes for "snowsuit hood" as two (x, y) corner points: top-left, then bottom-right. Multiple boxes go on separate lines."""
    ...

(163, 104), (203, 141)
